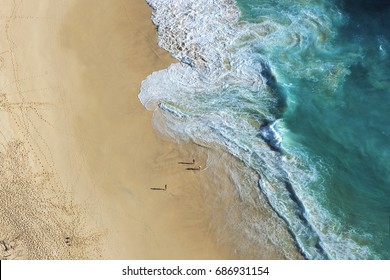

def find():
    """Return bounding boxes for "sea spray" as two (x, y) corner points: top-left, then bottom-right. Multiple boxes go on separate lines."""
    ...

(140, 0), (381, 259)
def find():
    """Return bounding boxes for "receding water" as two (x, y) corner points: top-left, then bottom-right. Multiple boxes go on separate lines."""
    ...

(140, 0), (390, 259)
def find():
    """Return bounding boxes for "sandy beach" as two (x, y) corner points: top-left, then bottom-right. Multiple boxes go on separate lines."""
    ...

(0, 0), (301, 259)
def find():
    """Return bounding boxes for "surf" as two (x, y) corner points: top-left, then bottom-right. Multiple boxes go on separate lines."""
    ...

(140, 0), (385, 259)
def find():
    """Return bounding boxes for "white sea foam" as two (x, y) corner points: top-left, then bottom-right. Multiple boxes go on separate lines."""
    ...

(140, 0), (378, 259)
(140, 0), (271, 110)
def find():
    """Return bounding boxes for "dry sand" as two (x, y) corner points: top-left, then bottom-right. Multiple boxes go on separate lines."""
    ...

(0, 0), (301, 259)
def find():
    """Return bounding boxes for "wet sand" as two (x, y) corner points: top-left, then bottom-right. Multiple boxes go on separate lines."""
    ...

(0, 0), (300, 259)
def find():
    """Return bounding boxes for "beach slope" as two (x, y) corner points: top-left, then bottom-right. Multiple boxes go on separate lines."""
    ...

(0, 0), (300, 259)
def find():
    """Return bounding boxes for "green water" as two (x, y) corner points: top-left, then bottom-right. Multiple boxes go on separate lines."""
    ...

(141, 0), (390, 258)
(237, 0), (390, 258)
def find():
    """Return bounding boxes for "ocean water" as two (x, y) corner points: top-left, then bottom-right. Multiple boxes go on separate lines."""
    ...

(139, 0), (390, 259)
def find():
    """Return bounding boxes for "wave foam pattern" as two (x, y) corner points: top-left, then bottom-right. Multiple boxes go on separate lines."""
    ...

(140, 0), (377, 259)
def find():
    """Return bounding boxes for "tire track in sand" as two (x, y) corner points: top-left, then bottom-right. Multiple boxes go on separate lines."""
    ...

(0, 0), (102, 259)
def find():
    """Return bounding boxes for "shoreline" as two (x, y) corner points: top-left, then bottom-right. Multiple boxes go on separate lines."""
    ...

(60, 0), (237, 259)
(0, 0), (300, 259)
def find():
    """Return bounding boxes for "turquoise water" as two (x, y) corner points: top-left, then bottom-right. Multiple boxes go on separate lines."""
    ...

(238, 0), (390, 259)
(140, 0), (390, 259)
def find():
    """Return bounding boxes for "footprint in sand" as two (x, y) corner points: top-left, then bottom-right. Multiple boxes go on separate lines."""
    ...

(0, 239), (26, 260)
(0, 56), (3, 70)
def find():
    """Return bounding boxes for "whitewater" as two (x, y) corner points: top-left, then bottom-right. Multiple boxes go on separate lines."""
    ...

(139, 0), (390, 259)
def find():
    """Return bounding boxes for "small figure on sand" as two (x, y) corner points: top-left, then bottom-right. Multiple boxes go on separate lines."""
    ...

(186, 165), (202, 171)
(150, 184), (167, 191)
(178, 159), (196, 165)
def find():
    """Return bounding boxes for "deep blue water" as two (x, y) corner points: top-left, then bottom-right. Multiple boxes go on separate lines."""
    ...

(237, 0), (390, 258)
(141, 0), (390, 259)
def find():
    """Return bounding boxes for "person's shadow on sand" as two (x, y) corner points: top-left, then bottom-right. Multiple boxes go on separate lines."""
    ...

(178, 159), (195, 165)
(186, 166), (202, 171)
(150, 184), (167, 191)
